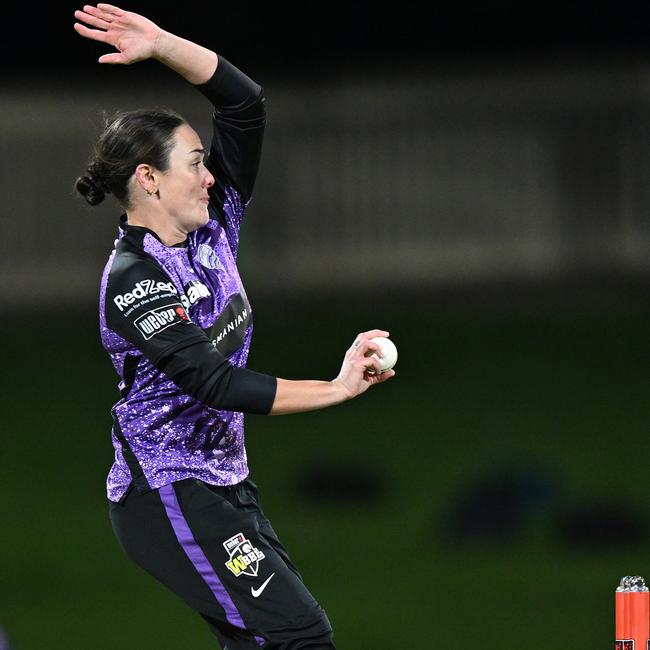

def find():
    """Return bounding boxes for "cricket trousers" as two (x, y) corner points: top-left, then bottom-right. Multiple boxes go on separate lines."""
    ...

(109, 478), (335, 649)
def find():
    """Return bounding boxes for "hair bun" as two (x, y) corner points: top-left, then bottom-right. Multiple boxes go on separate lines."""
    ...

(75, 172), (106, 206)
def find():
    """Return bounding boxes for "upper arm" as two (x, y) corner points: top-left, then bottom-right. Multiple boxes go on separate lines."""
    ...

(104, 252), (277, 414)
(105, 255), (205, 363)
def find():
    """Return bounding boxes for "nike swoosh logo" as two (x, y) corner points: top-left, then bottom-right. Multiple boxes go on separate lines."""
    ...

(251, 572), (275, 598)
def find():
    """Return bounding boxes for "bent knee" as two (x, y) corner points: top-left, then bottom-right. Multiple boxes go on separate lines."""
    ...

(264, 609), (334, 649)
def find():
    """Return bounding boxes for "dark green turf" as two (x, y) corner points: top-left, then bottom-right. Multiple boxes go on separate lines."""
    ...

(3, 294), (649, 649)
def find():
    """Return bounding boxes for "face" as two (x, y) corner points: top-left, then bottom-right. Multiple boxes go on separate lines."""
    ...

(156, 124), (215, 233)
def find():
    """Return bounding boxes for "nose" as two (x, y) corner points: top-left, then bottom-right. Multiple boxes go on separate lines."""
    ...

(203, 169), (215, 189)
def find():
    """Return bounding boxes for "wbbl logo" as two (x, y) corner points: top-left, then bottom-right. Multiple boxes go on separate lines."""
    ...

(134, 304), (189, 339)
(223, 532), (265, 577)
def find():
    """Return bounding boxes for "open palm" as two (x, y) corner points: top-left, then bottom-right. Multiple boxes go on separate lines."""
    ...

(73, 3), (162, 64)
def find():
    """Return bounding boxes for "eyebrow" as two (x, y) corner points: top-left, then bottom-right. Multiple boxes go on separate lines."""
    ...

(188, 148), (206, 156)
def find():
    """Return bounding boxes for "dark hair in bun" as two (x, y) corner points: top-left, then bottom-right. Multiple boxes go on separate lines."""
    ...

(75, 107), (186, 208)
(75, 162), (108, 206)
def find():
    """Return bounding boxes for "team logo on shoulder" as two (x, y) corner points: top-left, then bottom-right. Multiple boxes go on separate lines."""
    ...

(134, 303), (189, 340)
(197, 243), (223, 271)
(223, 532), (265, 577)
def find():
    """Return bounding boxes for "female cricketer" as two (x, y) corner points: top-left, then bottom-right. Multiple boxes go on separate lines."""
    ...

(73, 4), (395, 649)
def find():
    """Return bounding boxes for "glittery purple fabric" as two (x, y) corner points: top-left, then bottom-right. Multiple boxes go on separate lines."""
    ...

(100, 193), (255, 502)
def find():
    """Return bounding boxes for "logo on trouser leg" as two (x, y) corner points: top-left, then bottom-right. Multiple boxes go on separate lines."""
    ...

(223, 532), (265, 577)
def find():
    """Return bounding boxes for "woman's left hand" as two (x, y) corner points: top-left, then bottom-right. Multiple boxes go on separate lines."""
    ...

(73, 3), (162, 65)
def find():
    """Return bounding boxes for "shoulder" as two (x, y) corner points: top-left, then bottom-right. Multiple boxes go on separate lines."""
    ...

(109, 238), (166, 279)
(106, 241), (178, 307)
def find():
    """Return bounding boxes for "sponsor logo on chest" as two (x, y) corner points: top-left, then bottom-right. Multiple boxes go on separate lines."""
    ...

(113, 279), (177, 311)
(212, 307), (248, 347)
(181, 279), (210, 310)
(114, 278), (211, 314)
(206, 292), (251, 358)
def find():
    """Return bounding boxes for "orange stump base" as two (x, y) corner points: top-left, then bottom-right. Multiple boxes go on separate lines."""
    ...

(616, 590), (649, 650)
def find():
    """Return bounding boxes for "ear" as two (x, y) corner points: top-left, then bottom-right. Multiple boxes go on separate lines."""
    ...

(134, 163), (159, 195)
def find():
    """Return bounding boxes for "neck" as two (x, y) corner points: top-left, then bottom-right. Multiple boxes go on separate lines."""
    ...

(126, 209), (188, 247)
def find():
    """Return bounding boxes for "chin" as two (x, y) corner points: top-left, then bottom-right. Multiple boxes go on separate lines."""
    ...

(198, 209), (210, 227)
(187, 211), (210, 232)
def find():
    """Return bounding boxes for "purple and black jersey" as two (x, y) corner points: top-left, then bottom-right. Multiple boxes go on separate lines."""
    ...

(99, 58), (277, 503)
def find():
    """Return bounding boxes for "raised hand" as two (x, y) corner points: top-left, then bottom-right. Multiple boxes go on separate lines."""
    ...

(73, 3), (162, 65)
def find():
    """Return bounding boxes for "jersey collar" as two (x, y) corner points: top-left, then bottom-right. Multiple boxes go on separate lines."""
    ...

(118, 213), (189, 248)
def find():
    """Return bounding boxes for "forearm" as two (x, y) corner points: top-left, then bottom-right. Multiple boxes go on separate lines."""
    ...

(268, 378), (352, 416)
(153, 30), (218, 85)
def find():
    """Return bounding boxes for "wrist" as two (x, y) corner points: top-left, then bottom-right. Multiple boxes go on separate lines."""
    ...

(330, 377), (354, 402)
(151, 29), (173, 62)
(151, 31), (218, 85)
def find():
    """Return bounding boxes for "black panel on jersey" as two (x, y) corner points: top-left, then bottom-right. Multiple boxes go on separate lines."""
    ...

(205, 291), (251, 359)
(120, 353), (140, 399)
(111, 414), (151, 493)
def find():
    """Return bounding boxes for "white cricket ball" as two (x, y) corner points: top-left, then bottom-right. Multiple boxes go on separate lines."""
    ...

(369, 337), (398, 372)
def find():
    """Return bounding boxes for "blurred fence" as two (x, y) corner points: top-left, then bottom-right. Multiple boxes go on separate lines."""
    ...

(1, 61), (649, 307)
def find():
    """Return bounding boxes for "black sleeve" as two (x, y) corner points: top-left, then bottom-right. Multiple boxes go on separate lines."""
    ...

(105, 253), (277, 414)
(194, 55), (266, 206)
(157, 339), (277, 415)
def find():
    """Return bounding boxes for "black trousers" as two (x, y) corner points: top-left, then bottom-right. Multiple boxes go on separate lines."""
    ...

(109, 478), (335, 649)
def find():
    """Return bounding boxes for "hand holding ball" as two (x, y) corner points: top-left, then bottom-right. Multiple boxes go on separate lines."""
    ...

(336, 330), (397, 396)
(369, 337), (398, 372)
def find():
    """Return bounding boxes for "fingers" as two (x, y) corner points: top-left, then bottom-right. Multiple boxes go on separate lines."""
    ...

(362, 355), (384, 376)
(375, 368), (396, 382)
(97, 3), (125, 15)
(360, 329), (389, 340)
(349, 329), (389, 353)
(350, 339), (381, 362)
(80, 4), (122, 22)
(74, 4), (126, 33)
(335, 328), (396, 397)
(73, 21), (110, 43)
(73, 4), (121, 41)
(74, 9), (111, 30)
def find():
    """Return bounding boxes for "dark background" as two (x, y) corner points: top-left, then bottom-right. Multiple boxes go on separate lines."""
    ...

(7, 1), (650, 80)
(3, 2), (650, 649)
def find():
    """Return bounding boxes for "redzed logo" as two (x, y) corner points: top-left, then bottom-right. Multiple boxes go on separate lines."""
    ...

(113, 279), (177, 311)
